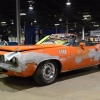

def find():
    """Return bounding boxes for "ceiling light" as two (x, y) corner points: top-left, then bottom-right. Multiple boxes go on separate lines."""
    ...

(83, 14), (91, 20)
(74, 23), (76, 27)
(59, 18), (62, 21)
(11, 21), (14, 24)
(28, 1), (34, 10)
(66, 0), (71, 5)
(8, 31), (11, 33)
(82, 17), (88, 20)
(70, 29), (74, 30)
(10, 20), (14, 24)
(84, 17), (87, 20)
(28, 0), (34, 4)
(31, 22), (33, 25)
(29, 6), (33, 10)
(11, 22), (14, 24)
(91, 22), (96, 24)
(29, 5), (33, 10)
(1, 23), (7, 26)
(94, 25), (99, 27)
(83, 15), (91, 17)
(20, 13), (26, 16)
(34, 20), (37, 23)
(1, 22), (6, 24)
(54, 24), (60, 26)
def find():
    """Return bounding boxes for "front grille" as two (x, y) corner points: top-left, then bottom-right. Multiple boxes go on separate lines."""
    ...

(0, 55), (5, 62)
(0, 55), (18, 66)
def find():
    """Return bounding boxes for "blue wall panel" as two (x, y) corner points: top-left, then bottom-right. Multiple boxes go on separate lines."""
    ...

(24, 26), (65, 44)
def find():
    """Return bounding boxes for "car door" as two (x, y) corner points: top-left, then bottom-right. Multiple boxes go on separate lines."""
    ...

(69, 45), (93, 70)
(88, 44), (100, 66)
(57, 46), (71, 72)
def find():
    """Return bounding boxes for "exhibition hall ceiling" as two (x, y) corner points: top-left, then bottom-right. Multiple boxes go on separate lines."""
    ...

(0, 0), (100, 34)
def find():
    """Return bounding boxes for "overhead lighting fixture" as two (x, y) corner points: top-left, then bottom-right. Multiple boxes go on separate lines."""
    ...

(34, 20), (37, 23)
(59, 18), (62, 21)
(31, 22), (33, 25)
(28, 0), (34, 4)
(28, 1), (34, 10)
(10, 20), (14, 24)
(91, 22), (96, 24)
(94, 25), (99, 27)
(83, 15), (91, 18)
(54, 24), (60, 26)
(11, 22), (14, 24)
(29, 5), (33, 10)
(1, 22), (7, 26)
(83, 14), (91, 20)
(66, 0), (71, 5)
(82, 17), (89, 20)
(20, 13), (26, 16)
(1, 22), (6, 24)
(8, 31), (11, 33)
(70, 29), (74, 30)
(74, 23), (76, 27)
(84, 17), (88, 20)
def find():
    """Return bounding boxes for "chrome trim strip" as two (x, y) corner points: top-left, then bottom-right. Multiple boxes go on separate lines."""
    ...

(0, 63), (24, 72)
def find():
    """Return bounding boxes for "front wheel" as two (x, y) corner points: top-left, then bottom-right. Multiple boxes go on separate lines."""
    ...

(33, 61), (58, 86)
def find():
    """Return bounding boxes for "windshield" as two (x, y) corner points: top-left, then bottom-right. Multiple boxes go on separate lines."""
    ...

(41, 34), (76, 46)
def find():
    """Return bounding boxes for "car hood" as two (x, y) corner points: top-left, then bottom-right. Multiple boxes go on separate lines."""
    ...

(0, 44), (62, 52)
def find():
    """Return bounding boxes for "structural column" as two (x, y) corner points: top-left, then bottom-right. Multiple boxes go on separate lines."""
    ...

(66, 20), (68, 34)
(16, 0), (20, 44)
(56, 26), (57, 33)
(82, 27), (85, 40)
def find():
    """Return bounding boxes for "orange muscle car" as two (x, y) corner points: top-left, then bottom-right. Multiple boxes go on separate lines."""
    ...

(0, 33), (100, 85)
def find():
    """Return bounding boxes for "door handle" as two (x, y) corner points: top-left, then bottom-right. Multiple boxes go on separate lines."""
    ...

(95, 48), (98, 51)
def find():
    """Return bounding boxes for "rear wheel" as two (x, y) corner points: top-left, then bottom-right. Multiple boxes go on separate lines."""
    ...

(33, 61), (58, 86)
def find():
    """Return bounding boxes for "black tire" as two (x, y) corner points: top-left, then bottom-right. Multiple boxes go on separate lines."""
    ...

(33, 61), (58, 86)
(98, 64), (100, 69)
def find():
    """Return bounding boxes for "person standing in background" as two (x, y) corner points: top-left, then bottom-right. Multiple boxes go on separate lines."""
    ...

(32, 30), (40, 44)
(2, 32), (9, 42)
(39, 29), (45, 40)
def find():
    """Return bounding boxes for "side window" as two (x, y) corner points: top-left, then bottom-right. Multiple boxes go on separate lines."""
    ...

(72, 36), (79, 46)
(77, 40), (87, 46)
(86, 37), (99, 46)
(86, 41), (99, 46)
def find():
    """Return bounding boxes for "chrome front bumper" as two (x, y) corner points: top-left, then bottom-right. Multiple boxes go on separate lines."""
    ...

(0, 63), (23, 72)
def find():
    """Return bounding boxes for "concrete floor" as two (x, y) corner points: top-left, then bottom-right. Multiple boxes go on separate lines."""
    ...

(0, 66), (100, 100)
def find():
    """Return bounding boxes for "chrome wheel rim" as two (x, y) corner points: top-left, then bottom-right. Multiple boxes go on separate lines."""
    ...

(42, 63), (55, 80)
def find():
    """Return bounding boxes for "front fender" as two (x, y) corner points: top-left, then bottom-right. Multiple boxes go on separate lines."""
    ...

(15, 52), (59, 68)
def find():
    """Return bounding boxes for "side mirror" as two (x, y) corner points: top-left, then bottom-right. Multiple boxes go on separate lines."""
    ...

(79, 42), (85, 49)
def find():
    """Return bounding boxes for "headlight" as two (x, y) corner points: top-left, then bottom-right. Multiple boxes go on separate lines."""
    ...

(12, 57), (16, 63)
(11, 57), (18, 64)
